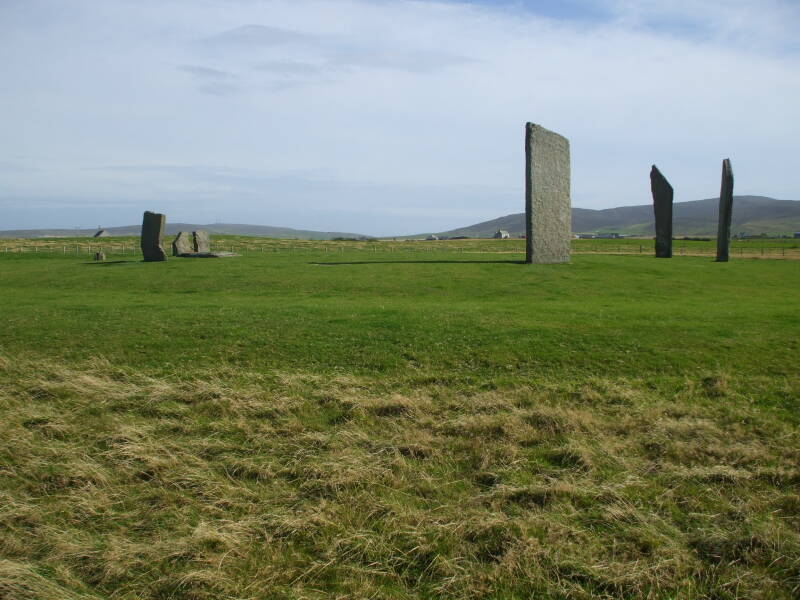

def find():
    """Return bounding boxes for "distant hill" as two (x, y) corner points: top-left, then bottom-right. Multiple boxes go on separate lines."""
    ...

(4, 196), (799, 240)
(432, 196), (800, 238)
(0, 223), (369, 240)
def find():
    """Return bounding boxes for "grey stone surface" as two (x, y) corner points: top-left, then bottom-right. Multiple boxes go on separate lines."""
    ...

(525, 123), (571, 264)
(181, 251), (237, 258)
(716, 159), (734, 262)
(172, 231), (193, 256)
(193, 230), (211, 253)
(650, 166), (673, 258)
(140, 211), (167, 262)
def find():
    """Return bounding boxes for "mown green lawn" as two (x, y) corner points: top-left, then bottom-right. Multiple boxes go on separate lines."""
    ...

(1, 249), (797, 381)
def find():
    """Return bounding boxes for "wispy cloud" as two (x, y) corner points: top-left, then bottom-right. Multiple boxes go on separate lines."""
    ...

(194, 22), (474, 92)
(200, 24), (331, 48)
(0, 161), (44, 174)
(178, 64), (240, 95)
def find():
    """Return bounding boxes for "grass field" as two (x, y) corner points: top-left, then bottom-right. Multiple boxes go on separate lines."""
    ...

(1, 241), (798, 599)
(3, 235), (800, 260)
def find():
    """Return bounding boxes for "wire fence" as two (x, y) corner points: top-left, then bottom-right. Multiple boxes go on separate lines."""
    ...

(2, 240), (799, 260)
(572, 243), (800, 259)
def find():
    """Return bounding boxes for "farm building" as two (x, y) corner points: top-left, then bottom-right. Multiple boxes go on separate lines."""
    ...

(493, 230), (510, 239)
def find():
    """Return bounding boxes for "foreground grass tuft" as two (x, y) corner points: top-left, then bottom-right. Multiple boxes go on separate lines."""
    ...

(1, 355), (798, 599)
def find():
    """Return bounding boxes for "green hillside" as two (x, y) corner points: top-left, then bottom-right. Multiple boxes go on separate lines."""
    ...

(434, 196), (800, 238)
(0, 222), (369, 240)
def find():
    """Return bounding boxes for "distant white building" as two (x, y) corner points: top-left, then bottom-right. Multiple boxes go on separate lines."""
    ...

(493, 229), (510, 239)
(426, 234), (439, 241)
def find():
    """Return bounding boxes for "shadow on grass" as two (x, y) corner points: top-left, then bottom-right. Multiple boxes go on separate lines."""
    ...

(83, 260), (141, 266)
(310, 260), (526, 266)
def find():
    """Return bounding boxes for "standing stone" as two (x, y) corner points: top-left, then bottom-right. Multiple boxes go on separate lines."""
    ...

(716, 159), (734, 262)
(650, 166), (673, 258)
(525, 123), (571, 264)
(140, 211), (167, 262)
(93, 252), (106, 261)
(172, 231), (194, 256)
(193, 230), (211, 253)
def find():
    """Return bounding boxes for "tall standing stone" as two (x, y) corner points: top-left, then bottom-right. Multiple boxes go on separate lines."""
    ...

(172, 231), (193, 256)
(140, 211), (167, 262)
(525, 123), (571, 264)
(716, 159), (734, 262)
(650, 166), (673, 258)
(193, 230), (210, 253)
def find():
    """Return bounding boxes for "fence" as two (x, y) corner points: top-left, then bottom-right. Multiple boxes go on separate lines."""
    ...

(2, 240), (799, 260)
(2, 244), (142, 256)
(572, 243), (799, 259)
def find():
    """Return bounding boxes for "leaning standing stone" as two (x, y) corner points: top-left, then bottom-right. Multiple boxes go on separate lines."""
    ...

(193, 230), (210, 253)
(650, 166), (673, 258)
(525, 123), (571, 264)
(140, 211), (167, 262)
(716, 159), (734, 262)
(172, 231), (193, 256)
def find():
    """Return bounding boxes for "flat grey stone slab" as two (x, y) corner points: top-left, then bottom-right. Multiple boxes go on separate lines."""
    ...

(525, 123), (571, 264)
(177, 252), (237, 258)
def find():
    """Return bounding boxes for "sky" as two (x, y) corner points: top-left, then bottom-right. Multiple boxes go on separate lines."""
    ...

(1, 0), (798, 235)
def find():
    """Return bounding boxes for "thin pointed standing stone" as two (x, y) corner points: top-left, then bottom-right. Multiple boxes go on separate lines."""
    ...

(524, 123), (571, 264)
(716, 159), (734, 262)
(650, 165), (673, 258)
(140, 211), (167, 262)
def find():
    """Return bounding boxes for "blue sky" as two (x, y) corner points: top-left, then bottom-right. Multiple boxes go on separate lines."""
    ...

(1, 0), (798, 235)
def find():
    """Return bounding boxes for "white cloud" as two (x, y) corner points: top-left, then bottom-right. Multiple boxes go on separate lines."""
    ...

(0, 0), (798, 233)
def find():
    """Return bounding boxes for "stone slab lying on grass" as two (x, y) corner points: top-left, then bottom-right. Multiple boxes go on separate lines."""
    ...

(179, 251), (237, 258)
